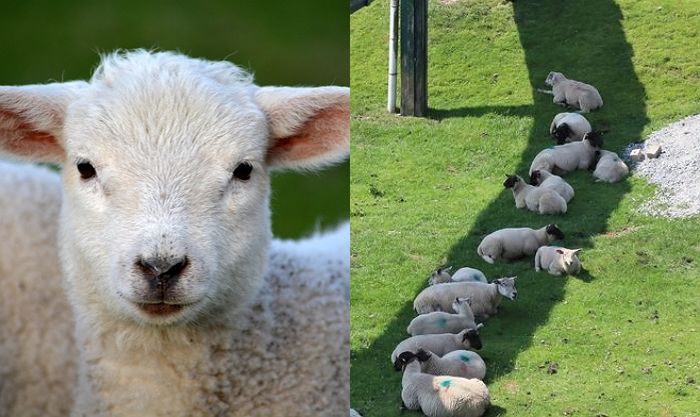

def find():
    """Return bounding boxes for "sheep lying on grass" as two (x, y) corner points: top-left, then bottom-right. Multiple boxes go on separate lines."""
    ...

(529, 169), (574, 203)
(413, 278), (517, 321)
(477, 225), (564, 264)
(542, 71), (603, 113)
(398, 351), (490, 417)
(428, 266), (487, 285)
(592, 149), (629, 183)
(550, 112), (592, 144)
(504, 174), (567, 215)
(529, 131), (604, 176)
(407, 297), (480, 336)
(0, 50), (349, 417)
(534, 246), (582, 276)
(396, 349), (487, 381)
(390, 329), (483, 366)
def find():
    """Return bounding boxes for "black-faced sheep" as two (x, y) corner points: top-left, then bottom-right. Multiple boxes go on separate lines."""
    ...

(529, 131), (604, 176)
(534, 246), (582, 276)
(550, 112), (592, 144)
(543, 71), (603, 113)
(390, 329), (483, 366)
(503, 174), (567, 215)
(395, 349), (487, 381)
(477, 225), (564, 264)
(529, 169), (575, 203)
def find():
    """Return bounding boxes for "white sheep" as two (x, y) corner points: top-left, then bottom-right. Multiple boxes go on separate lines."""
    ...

(529, 169), (575, 203)
(413, 278), (517, 320)
(477, 225), (564, 264)
(407, 297), (480, 336)
(503, 174), (567, 215)
(592, 149), (629, 183)
(428, 266), (487, 285)
(542, 71), (603, 113)
(529, 131), (604, 176)
(550, 112), (592, 144)
(390, 329), (483, 367)
(0, 50), (349, 417)
(397, 351), (490, 417)
(395, 349), (486, 381)
(534, 246), (582, 276)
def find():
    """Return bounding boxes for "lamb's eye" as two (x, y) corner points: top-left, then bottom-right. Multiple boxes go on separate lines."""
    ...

(77, 162), (97, 180)
(232, 162), (253, 181)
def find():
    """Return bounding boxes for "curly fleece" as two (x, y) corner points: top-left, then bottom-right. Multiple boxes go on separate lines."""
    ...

(0, 161), (349, 417)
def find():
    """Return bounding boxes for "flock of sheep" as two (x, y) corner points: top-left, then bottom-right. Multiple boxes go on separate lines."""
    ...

(390, 72), (628, 417)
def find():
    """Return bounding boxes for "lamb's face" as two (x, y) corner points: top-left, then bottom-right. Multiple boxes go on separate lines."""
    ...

(545, 71), (565, 86)
(494, 276), (518, 300)
(60, 75), (272, 325)
(503, 174), (520, 189)
(557, 249), (581, 270)
(428, 267), (451, 285)
(0, 51), (349, 327)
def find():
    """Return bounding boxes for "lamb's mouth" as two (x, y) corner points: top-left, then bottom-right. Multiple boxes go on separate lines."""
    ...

(137, 302), (185, 316)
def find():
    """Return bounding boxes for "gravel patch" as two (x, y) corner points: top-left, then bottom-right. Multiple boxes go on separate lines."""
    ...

(627, 114), (700, 218)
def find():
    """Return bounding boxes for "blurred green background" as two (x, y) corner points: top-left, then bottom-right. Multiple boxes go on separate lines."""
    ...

(0, 0), (349, 238)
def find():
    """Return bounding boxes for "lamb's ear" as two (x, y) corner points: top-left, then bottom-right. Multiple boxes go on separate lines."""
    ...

(556, 249), (564, 254)
(255, 86), (349, 171)
(0, 82), (87, 162)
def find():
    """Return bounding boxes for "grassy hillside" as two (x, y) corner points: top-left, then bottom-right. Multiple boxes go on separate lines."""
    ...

(0, 0), (348, 238)
(350, 1), (700, 416)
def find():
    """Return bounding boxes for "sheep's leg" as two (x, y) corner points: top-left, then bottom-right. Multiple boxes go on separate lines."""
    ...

(534, 251), (541, 272)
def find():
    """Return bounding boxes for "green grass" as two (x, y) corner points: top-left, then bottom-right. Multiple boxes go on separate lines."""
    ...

(350, 1), (700, 416)
(0, 1), (348, 238)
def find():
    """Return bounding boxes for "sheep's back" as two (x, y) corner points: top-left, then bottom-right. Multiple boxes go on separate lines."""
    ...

(0, 161), (77, 417)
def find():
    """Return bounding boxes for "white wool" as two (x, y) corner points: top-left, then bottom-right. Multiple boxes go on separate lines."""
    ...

(544, 72), (603, 113)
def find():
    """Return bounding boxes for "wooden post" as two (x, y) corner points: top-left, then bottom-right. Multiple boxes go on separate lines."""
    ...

(400, 0), (427, 116)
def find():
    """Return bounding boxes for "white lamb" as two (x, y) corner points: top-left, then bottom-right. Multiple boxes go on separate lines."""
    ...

(592, 149), (629, 183)
(0, 50), (349, 417)
(550, 112), (592, 144)
(529, 169), (575, 203)
(503, 174), (567, 215)
(534, 246), (582, 276)
(394, 349), (486, 381)
(413, 278), (517, 321)
(398, 352), (490, 417)
(477, 225), (564, 264)
(529, 131), (604, 176)
(390, 329), (483, 366)
(407, 297), (480, 336)
(428, 266), (487, 285)
(542, 71), (603, 113)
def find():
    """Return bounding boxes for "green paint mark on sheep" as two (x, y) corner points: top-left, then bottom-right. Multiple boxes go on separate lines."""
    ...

(460, 353), (471, 363)
(436, 317), (448, 327)
(440, 379), (452, 389)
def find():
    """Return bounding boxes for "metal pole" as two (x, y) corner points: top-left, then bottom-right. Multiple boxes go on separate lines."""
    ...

(387, 0), (399, 113)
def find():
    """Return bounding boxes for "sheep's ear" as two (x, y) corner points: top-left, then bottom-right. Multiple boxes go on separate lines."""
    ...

(255, 86), (349, 171)
(572, 248), (582, 253)
(0, 82), (87, 162)
(556, 249), (564, 254)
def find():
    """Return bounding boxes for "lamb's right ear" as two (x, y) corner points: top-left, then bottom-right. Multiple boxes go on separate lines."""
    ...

(255, 86), (349, 171)
(0, 82), (87, 162)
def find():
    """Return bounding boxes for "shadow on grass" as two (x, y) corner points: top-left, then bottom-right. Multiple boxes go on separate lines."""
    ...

(351, 1), (646, 416)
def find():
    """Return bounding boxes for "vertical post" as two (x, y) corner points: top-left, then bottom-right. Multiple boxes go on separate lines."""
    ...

(400, 0), (427, 116)
(387, 0), (399, 113)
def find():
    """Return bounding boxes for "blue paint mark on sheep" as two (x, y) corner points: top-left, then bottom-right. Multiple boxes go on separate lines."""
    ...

(440, 379), (452, 389)
(435, 317), (448, 328)
(459, 353), (471, 363)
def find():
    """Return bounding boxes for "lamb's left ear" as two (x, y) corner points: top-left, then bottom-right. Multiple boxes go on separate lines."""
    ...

(255, 86), (349, 171)
(0, 82), (87, 162)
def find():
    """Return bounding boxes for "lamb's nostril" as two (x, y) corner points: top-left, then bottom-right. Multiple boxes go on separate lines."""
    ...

(136, 256), (189, 283)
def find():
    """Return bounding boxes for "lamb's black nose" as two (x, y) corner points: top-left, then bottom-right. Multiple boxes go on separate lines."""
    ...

(136, 256), (189, 288)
